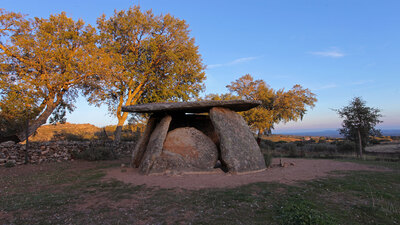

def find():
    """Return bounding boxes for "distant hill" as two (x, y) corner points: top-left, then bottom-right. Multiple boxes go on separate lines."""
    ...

(275, 130), (341, 138)
(30, 123), (101, 141)
(275, 129), (400, 138)
(29, 122), (144, 142)
(381, 129), (400, 136)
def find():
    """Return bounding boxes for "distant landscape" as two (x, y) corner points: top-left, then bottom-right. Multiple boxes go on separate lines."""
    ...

(29, 122), (400, 142)
(276, 129), (400, 138)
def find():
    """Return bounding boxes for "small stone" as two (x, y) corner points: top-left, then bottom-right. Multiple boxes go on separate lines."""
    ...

(0, 141), (15, 147)
(41, 150), (49, 155)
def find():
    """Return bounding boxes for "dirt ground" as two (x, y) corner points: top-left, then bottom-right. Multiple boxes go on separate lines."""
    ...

(105, 158), (389, 190)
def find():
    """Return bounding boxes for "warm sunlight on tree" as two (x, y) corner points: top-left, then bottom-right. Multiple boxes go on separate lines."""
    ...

(0, 9), (107, 143)
(87, 6), (205, 142)
(224, 74), (317, 139)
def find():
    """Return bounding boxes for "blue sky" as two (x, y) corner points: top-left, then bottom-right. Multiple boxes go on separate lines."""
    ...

(3, 0), (400, 131)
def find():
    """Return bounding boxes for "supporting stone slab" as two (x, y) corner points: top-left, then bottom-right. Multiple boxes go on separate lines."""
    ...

(139, 115), (172, 174)
(209, 107), (266, 173)
(131, 116), (157, 168)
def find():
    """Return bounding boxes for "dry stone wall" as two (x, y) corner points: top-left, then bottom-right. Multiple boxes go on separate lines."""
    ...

(0, 141), (134, 167)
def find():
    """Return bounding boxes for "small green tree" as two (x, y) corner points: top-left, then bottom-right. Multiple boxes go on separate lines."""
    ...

(336, 97), (382, 158)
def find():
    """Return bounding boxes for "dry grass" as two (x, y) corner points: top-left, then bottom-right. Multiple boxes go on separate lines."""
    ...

(366, 142), (400, 153)
(0, 158), (399, 224)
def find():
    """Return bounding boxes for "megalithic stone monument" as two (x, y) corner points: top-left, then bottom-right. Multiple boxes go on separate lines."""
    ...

(122, 100), (266, 174)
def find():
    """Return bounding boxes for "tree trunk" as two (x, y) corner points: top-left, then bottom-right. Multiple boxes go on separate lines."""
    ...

(114, 125), (123, 143)
(16, 103), (56, 142)
(257, 129), (262, 146)
(114, 112), (128, 143)
(266, 128), (272, 136)
(24, 119), (29, 164)
(357, 128), (363, 158)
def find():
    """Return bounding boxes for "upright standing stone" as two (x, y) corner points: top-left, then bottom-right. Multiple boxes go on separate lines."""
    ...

(131, 116), (157, 168)
(139, 115), (172, 174)
(210, 107), (266, 173)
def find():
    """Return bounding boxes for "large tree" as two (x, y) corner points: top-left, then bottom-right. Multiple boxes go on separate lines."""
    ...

(207, 74), (317, 139)
(336, 97), (382, 158)
(0, 9), (106, 143)
(89, 6), (205, 142)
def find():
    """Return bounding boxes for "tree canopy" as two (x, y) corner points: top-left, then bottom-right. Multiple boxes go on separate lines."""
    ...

(336, 97), (382, 157)
(87, 6), (205, 142)
(206, 74), (317, 136)
(0, 9), (107, 142)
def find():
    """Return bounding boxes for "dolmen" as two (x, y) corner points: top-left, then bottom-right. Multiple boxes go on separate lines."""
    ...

(122, 100), (266, 175)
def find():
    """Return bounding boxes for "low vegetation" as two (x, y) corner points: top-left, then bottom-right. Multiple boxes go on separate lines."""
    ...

(72, 146), (116, 161)
(0, 159), (398, 224)
(260, 134), (400, 162)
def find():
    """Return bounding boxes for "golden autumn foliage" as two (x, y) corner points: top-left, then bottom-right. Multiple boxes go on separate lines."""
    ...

(207, 74), (317, 136)
(86, 6), (205, 142)
(0, 9), (109, 142)
(1, 7), (205, 143)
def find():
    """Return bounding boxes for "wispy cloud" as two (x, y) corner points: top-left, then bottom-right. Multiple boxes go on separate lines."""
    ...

(309, 49), (345, 58)
(314, 84), (338, 90)
(208, 56), (258, 69)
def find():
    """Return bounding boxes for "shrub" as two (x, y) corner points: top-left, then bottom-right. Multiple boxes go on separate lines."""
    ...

(260, 139), (276, 150)
(336, 141), (356, 153)
(302, 144), (336, 153)
(276, 196), (336, 225)
(369, 138), (380, 145)
(281, 143), (298, 157)
(75, 146), (115, 161)
(5, 161), (15, 168)
(282, 143), (297, 152)
(293, 141), (305, 147)
(318, 137), (327, 143)
(313, 144), (336, 153)
(263, 152), (273, 167)
(52, 131), (87, 141)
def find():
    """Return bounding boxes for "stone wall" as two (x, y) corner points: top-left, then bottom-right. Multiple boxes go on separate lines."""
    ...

(0, 141), (134, 166)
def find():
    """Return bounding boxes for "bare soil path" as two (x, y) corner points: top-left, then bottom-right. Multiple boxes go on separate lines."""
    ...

(105, 158), (389, 190)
